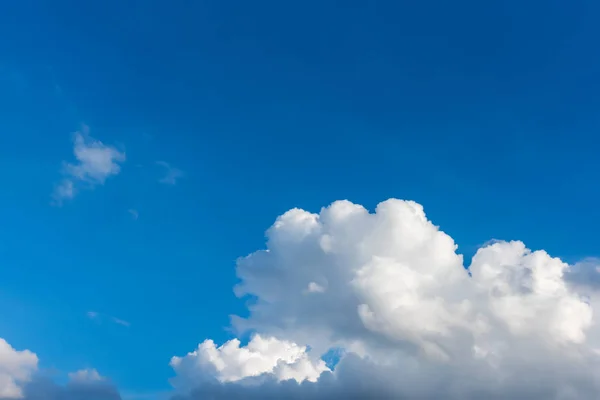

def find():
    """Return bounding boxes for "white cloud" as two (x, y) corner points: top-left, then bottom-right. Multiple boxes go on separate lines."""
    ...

(306, 282), (326, 293)
(171, 198), (600, 399)
(0, 338), (38, 398)
(67, 369), (104, 384)
(52, 126), (125, 204)
(156, 161), (183, 185)
(170, 335), (328, 391)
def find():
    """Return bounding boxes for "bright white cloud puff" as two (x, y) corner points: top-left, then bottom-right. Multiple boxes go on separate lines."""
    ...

(171, 199), (600, 399)
(170, 335), (328, 391)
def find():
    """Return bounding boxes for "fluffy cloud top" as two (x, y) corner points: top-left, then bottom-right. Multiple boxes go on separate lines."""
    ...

(53, 127), (125, 204)
(170, 335), (328, 391)
(0, 339), (37, 399)
(171, 199), (600, 399)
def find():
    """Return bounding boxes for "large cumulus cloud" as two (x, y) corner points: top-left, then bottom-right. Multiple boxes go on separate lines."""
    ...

(170, 199), (600, 399)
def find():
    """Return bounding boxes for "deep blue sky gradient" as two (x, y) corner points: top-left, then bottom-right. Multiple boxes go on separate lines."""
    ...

(1, 0), (599, 395)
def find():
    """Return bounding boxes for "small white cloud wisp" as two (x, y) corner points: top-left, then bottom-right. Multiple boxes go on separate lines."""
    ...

(156, 161), (183, 185)
(128, 209), (139, 220)
(52, 126), (125, 205)
(86, 311), (130, 328)
(67, 368), (104, 384)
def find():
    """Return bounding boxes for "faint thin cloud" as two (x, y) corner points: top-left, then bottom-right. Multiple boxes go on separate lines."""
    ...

(86, 311), (130, 328)
(86, 311), (99, 320)
(54, 180), (75, 202)
(128, 209), (139, 220)
(111, 317), (131, 327)
(156, 161), (183, 185)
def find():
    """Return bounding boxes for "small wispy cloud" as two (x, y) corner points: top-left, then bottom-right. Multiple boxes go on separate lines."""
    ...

(111, 317), (131, 327)
(52, 126), (126, 205)
(156, 161), (183, 185)
(86, 311), (99, 320)
(86, 311), (130, 328)
(68, 368), (105, 383)
(128, 209), (139, 220)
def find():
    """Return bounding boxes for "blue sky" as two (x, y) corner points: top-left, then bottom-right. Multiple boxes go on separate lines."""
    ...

(1, 1), (600, 398)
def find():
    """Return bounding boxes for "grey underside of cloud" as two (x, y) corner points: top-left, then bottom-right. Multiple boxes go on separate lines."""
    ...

(171, 353), (598, 400)
(565, 258), (600, 288)
(19, 378), (121, 400)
